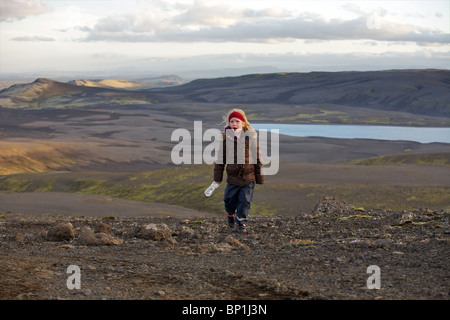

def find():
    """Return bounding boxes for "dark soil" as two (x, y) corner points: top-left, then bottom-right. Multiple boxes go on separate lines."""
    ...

(1, 197), (448, 301)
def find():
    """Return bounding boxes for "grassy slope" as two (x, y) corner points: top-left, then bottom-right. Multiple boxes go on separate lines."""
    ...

(0, 142), (82, 175)
(348, 152), (450, 166)
(1, 164), (449, 215)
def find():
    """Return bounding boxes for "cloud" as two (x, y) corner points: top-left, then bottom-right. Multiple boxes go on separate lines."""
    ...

(59, 1), (447, 46)
(81, 11), (450, 46)
(173, 0), (245, 27)
(82, 0), (295, 43)
(341, 3), (365, 15)
(11, 35), (55, 41)
(172, 0), (291, 27)
(82, 0), (298, 42)
(0, 0), (50, 22)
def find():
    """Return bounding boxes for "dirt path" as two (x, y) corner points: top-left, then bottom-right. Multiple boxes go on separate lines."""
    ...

(0, 191), (216, 218)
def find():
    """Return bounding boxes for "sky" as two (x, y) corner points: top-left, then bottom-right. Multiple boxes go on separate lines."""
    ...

(0, 0), (449, 79)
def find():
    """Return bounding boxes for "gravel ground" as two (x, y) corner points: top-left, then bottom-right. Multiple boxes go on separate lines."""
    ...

(1, 197), (448, 302)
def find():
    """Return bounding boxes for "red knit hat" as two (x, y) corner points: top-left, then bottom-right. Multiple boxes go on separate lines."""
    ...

(228, 111), (245, 123)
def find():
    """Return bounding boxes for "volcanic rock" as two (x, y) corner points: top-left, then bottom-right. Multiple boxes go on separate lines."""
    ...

(46, 222), (75, 241)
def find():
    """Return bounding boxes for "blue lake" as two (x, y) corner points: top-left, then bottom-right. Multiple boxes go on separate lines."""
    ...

(252, 124), (450, 144)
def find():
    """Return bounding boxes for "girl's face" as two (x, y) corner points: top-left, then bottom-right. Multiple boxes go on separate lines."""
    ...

(229, 117), (244, 130)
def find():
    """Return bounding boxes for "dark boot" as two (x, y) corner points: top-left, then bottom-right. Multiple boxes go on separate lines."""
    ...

(236, 222), (247, 234)
(226, 213), (235, 228)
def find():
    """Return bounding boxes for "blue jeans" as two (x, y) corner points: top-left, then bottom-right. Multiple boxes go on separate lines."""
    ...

(224, 181), (255, 224)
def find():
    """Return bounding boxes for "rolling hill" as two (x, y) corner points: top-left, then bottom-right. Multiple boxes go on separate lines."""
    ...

(0, 70), (449, 118)
(68, 79), (148, 89)
(163, 69), (450, 117)
(0, 78), (153, 108)
(68, 75), (185, 89)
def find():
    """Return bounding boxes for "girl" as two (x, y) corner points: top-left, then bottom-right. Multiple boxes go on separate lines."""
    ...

(213, 109), (265, 233)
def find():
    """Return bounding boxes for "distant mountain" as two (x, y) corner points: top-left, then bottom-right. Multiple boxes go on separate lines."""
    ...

(68, 79), (148, 89)
(69, 75), (185, 89)
(134, 75), (186, 87)
(2, 78), (87, 101)
(0, 78), (152, 108)
(174, 66), (281, 79)
(164, 69), (450, 117)
(0, 70), (448, 118)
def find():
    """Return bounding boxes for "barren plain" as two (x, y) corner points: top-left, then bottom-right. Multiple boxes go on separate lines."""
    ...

(0, 70), (449, 303)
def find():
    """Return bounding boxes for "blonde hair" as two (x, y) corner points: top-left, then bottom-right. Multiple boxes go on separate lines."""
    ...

(223, 108), (254, 131)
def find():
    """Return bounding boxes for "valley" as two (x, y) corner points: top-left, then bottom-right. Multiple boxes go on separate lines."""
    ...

(0, 69), (449, 301)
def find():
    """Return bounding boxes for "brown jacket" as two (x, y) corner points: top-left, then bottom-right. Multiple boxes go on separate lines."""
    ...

(214, 128), (265, 186)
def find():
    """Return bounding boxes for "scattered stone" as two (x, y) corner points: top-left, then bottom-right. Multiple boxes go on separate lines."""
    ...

(164, 236), (178, 247)
(94, 222), (112, 234)
(179, 225), (195, 237)
(59, 244), (76, 250)
(312, 196), (355, 214)
(274, 219), (283, 227)
(223, 235), (243, 247)
(13, 233), (24, 242)
(102, 216), (119, 221)
(34, 269), (53, 279)
(47, 222), (75, 241)
(78, 227), (123, 246)
(135, 223), (171, 241)
(295, 213), (313, 221)
(223, 270), (234, 277)
(400, 212), (416, 225)
(16, 293), (34, 300)
(80, 289), (92, 296)
(210, 242), (233, 253)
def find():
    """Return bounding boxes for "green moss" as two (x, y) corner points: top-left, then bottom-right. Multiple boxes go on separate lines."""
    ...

(338, 215), (371, 220)
(251, 201), (277, 216)
(1, 166), (449, 215)
(189, 220), (206, 225)
(349, 153), (450, 166)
